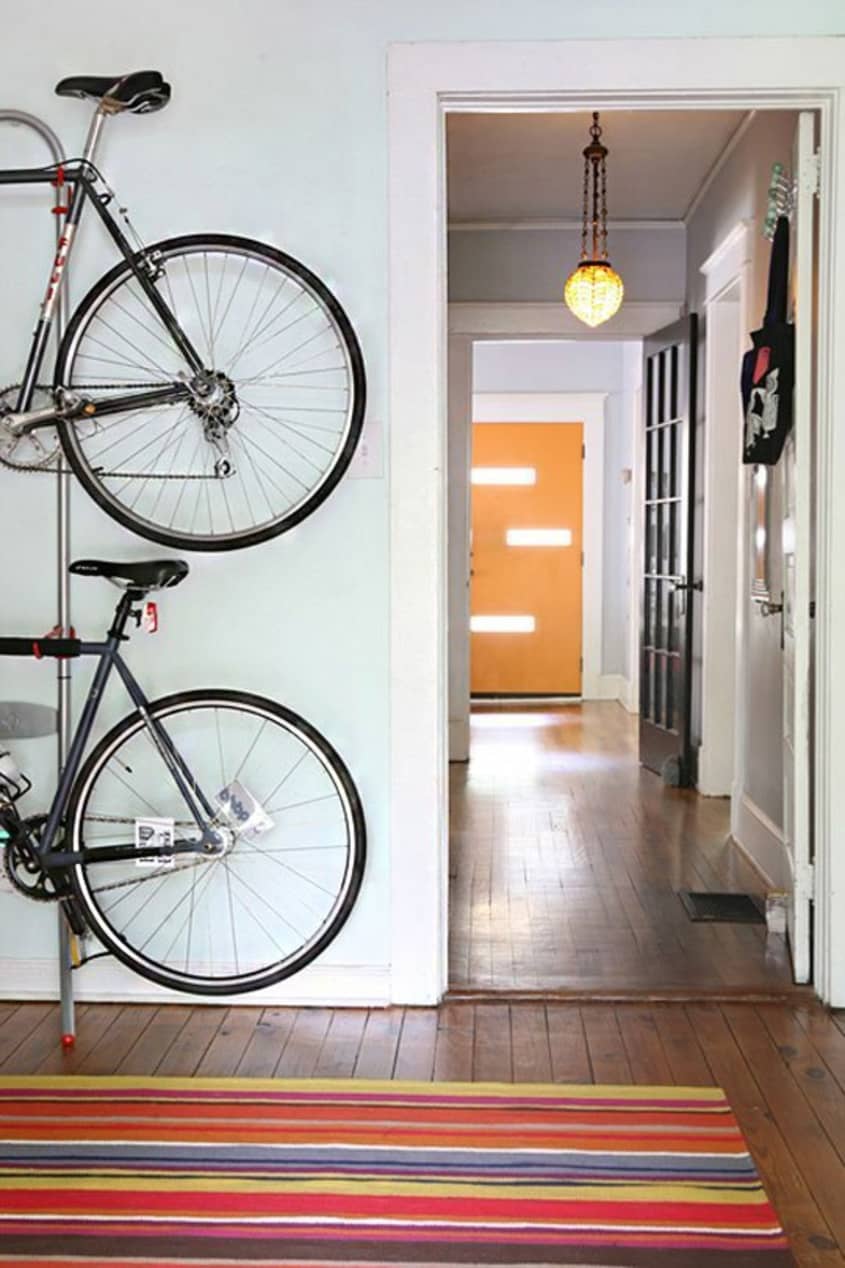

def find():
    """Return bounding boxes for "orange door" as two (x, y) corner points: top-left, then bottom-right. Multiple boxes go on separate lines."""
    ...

(470, 422), (583, 695)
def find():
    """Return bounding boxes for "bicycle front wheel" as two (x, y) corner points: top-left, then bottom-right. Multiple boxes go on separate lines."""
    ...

(56, 235), (366, 552)
(66, 690), (366, 995)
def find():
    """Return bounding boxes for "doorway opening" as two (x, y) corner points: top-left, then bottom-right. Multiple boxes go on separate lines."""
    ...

(444, 104), (815, 997)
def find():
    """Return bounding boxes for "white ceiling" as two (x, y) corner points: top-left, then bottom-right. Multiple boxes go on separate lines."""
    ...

(446, 110), (748, 223)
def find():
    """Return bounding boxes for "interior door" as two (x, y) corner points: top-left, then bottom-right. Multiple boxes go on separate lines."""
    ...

(470, 421), (583, 695)
(781, 111), (817, 982)
(639, 315), (699, 783)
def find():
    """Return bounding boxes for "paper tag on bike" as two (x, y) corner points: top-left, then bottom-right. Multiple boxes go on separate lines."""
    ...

(142, 602), (158, 634)
(215, 781), (273, 840)
(134, 816), (175, 867)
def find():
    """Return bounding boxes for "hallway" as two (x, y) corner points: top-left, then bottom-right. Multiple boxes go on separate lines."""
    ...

(449, 702), (796, 994)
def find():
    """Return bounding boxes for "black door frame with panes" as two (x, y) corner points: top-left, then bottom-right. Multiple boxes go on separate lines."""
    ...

(640, 315), (699, 786)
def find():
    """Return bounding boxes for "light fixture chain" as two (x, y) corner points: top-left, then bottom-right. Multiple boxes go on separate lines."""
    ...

(581, 147), (590, 260)
(592, 153), (601, 259)
(601, 153), (608, 260)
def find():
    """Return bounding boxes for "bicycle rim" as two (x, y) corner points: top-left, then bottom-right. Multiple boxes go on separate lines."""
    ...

(67, 691), (365, 994)
(57, 235), (365, 551)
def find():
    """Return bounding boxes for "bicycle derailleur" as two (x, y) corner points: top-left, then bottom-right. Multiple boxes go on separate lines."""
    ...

(185, 370), (240, 479)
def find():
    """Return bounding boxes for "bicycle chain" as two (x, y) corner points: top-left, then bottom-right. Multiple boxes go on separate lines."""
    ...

(0, 382), (166, 476)
(1, 383), (230, 481)
(3, 811), (217, 903)
(74, 813), (218, 897)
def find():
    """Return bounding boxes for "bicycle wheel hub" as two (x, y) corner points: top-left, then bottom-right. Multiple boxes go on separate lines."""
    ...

(188, 371), (239, 436)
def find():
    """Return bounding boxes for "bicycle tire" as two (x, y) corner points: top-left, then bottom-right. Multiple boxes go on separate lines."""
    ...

(65, 689), (366, 995)
(56, 234), (366, 552)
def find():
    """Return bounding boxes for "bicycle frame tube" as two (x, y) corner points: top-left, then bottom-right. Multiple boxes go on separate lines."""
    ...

(32, 593), (215, 862)
(1, 127), (205, 413)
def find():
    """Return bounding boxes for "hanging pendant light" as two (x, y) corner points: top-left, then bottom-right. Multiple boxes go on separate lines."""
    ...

(564, 112), (624, 328)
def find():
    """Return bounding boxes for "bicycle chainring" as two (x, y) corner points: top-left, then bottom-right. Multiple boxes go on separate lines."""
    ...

(2, 817), (60, 901)
(0, 385), (61, 472)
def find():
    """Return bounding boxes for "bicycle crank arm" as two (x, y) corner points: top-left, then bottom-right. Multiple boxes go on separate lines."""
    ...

(5, 384), (191, 436)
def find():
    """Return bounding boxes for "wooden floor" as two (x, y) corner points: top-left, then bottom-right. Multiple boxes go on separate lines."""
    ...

(449, 702), (795, 992)
(1, 997), (845, 1265)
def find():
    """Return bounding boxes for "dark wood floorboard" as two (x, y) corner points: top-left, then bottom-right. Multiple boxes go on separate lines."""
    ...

(392, 1008), (438, 1081)
(449, 703), (796, 992)
(353, 1008), (404, 1079)
(3, 999), (844, 1267)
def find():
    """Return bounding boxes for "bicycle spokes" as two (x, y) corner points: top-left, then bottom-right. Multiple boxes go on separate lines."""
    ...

(59, 238), (363, 550)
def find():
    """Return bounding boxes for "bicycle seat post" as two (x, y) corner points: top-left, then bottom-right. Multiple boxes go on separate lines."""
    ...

(80, 98), (111, 173)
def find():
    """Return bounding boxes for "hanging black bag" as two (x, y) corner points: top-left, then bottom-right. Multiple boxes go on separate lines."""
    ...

(740, 214), (795, 465)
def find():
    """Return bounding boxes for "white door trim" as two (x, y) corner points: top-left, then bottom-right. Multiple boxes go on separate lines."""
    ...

(387, 36), (844, 1007)
(699, 221), (753, 797)
(447, 334), (474, 761)
(471, 391), (607, 701)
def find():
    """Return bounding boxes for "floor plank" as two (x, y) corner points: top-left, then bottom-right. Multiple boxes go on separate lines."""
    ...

(510, 1004), (553, 1083)
(616, 1005), (673, 1084)
(235, 1008), (299, 1078)
(473, 1003), (512, 1082)
(353, 1008), (404, 1079)
(432, 1001), (474, 1082)
(154, 1006), (228, 1077)
(194, 1007), (265, 1078)
(581, 1004), (633, 1084)
(393, 1009), (438, 1081)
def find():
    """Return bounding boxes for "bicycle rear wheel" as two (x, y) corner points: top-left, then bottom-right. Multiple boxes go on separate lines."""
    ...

(66, 690), (366, 995)
(56, 235), (366, 551)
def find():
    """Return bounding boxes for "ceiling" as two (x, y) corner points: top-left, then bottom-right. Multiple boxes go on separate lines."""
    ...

(446, 110), (748, 223)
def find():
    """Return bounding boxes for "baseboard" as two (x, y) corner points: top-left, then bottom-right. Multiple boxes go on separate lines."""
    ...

(732, 792), (790, 892)
(0, 959), (392, 1007)
(586, 674), (637, 712)
(619, 677), (639, 713)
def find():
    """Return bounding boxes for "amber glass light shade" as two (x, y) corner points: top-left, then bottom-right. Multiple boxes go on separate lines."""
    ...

(564, 260), (625, 328)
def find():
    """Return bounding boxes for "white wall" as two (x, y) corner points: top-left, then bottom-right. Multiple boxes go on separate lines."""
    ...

(473, 340), (636, 679)
(0, 2), (842, 1005)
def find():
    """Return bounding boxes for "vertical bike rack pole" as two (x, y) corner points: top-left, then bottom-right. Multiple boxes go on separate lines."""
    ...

(0, 109), (75, 1046)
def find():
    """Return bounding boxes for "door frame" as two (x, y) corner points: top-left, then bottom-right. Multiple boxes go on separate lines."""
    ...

(471, 391), (606, 694)
(387, 36), (845, 1007)
(699, 222), (753, 798)
(448, 376), (608, 762)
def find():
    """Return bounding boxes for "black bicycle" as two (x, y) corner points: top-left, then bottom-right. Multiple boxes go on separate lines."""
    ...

(0, 559), (366, 995)
(0, 71), (366, 552)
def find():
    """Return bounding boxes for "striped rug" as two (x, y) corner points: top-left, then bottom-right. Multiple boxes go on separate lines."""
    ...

(0, 1076), (793, 1266)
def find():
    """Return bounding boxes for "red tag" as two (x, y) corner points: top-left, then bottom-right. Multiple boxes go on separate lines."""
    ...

(142, 602), (158, 634)
(753, 346), (772, 384)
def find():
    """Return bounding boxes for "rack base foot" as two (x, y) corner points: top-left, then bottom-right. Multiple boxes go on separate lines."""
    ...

(60, 1033), (75, 1050)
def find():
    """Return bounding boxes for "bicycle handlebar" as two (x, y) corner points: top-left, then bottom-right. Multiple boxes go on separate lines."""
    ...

(0, 637), (81, 658)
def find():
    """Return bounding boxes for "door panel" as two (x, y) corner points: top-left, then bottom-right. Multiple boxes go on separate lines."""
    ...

(470, 422), (583, 695)
(640, 315), (699, 781)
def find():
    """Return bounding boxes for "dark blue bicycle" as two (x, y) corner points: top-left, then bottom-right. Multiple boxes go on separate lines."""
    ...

(0, 559), (365, 994)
